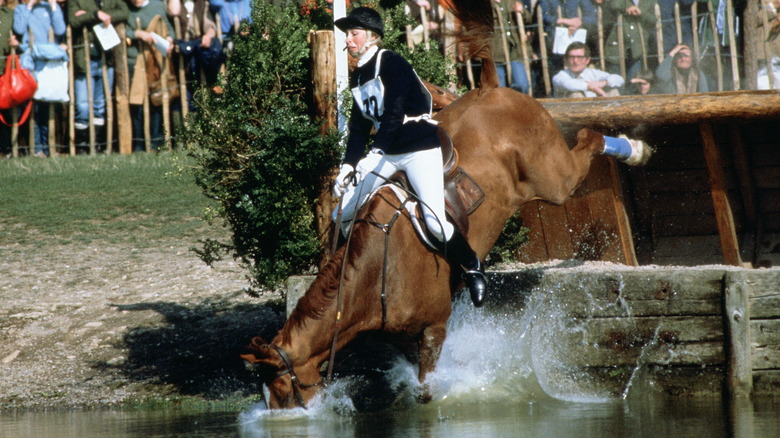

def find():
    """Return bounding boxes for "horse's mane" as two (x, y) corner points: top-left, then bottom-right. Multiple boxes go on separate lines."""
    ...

(281, 196), (380, 343)
(448, 0), (498, 90)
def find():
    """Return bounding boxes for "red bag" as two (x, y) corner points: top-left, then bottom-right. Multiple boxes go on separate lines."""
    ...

(0, 53), (38, 126)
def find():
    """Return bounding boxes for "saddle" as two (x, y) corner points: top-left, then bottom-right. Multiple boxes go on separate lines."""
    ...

(389, 127), (484, 236)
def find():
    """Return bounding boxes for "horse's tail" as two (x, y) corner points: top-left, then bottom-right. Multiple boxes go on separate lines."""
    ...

(448, 0), (498, 90)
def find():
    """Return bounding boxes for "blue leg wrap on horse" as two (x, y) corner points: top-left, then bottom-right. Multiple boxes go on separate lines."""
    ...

(602, 135), (632, 160)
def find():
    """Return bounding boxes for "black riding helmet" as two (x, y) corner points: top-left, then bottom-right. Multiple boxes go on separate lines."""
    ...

(334, 7), (384, 38)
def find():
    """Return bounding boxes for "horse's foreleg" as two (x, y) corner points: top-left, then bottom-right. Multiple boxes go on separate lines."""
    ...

(416, 324), (447, 403)
(573, 128), (653, 166)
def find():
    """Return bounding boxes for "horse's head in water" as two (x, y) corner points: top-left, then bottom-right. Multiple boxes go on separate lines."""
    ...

(242, 337), (323, 409)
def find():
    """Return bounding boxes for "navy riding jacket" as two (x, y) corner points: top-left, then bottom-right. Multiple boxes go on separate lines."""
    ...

(342, 49), (439, 168)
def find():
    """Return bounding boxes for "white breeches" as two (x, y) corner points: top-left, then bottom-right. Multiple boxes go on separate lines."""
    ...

(334, 148), (453, 242)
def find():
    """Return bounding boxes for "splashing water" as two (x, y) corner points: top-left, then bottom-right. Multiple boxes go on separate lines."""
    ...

(239, 282), (634, 432)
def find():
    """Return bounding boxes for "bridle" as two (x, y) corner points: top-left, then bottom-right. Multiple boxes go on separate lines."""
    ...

(267, 344), (323, 409)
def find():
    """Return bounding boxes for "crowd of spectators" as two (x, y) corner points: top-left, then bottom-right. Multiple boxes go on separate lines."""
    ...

(0, 0), (776, 157)
(0, 0), (244, 157)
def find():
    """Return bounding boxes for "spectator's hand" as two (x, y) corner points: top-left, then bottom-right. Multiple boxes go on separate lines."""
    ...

(8, 34), (19, 48)
(97, 10), (112, 27)
(166, 37), (174, 54)
(201, 31), (214, 48)
(416, 0), (431, 11)
(587, 80), (609, 96)
(557, 17), (582, 34)
(626, 5), (641, 15)
(669, 44), (687, 57)
(74, 9), (86, 16)
(135, 30), (154, 44)
(513, 1), (524, 13)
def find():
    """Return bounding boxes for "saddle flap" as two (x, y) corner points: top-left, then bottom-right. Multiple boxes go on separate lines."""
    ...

(388, 165), (484, 237)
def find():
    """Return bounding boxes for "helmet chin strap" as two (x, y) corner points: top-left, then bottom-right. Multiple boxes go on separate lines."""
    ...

(350, 32), (378, 59)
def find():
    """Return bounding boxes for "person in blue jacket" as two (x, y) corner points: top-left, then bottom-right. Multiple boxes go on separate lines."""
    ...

(14, 0), (66, 157)
(331, 7), (487, 307)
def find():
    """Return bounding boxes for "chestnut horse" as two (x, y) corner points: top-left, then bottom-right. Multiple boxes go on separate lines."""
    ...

(241, 0), (638, 409)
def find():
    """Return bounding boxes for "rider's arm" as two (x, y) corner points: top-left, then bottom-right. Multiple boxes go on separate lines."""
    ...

(342, 101), (372, 168)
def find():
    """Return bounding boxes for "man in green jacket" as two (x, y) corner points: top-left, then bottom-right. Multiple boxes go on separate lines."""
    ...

(68, 0), (129, 148)
(604, 0), (657, 82)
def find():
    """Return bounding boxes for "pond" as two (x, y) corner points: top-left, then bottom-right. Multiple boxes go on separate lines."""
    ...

(3, 294), (779, 437)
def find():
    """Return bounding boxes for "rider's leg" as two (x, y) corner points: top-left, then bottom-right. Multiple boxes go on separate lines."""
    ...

(395, 148), (487, 307)
(334, 154), (398, 235)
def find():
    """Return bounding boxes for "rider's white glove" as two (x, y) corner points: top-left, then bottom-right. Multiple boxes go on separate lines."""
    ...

(333, 164), (355, 199)
(355, 150), (383, 182)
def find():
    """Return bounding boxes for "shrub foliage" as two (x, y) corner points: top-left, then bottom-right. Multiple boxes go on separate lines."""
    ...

(184, 1), (524, 290)
(184, 3), (341, 289)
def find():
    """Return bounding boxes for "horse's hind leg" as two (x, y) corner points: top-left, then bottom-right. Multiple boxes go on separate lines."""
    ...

(416, 323), (447, 403)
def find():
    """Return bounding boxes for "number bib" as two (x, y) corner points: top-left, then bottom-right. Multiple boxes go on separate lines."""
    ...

(351, 50), (386, 131)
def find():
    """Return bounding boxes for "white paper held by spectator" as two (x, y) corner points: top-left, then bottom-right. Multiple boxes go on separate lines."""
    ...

(92, 24), (121, 51)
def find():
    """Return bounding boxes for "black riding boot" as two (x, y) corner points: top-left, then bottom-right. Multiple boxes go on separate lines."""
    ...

(445, 229), (487, 307)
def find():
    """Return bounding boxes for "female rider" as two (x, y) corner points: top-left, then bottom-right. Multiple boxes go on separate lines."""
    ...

(332, 7), (487, 307)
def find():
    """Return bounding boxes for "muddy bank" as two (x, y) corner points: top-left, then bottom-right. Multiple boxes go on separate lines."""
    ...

(0, 241), (284, 410)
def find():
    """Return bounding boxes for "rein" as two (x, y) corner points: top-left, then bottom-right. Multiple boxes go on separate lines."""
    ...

(324, 170), (448, 384)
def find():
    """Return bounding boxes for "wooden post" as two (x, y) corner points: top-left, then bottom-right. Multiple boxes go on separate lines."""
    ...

(761, 3), (774, 89)
(67, 25), (75, 155)
(692, 2), (700, 61)
(699, 122), (742, 266)
(597, 6), (605, 70)
(405, 3), (415, 49)
(10, 47), (18, 156)
(160, 34), (171, 151)
(174, 18), (188, 119)
(310, 30), (336, 134)
(495, 2), (512, 85)
(537, 6), (551, 96)
(137, 18), (152, 152)
(516, 11), (533, 96)
(28, 105), (34, 155)
(617, 15), (626, 79)
(655, 4), (664, 63)
(420, 3), (430, 50)
(729, 124), (759, 265)
(724, 270), (753, 398)
(113, 24), (132, 154)
(608, 158), (638, 265)
(311, 30), (338, 263)
(726, 0), (739, 90)
(83, 28), (96, 154)
(28, 29), (35, 155)
(102, 51), (113, 154)
(47, 29), (55, 154)
(11, 105), (18, 158)
(708, 1), (724, 91)
(674, 2), (682, 46)
(638, 24), (648, 70)
(444, 10), (458, 88)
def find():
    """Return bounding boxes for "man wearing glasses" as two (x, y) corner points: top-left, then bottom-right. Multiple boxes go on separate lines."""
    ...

(552, 41), (624, 97)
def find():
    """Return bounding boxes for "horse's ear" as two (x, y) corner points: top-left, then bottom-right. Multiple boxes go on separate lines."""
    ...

(241, 336), (271, 367)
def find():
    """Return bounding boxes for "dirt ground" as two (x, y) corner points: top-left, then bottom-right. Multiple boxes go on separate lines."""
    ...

(0, 240), (285, 410)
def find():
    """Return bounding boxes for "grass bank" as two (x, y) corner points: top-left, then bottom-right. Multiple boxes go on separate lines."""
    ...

(0, 153), (217, 249)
